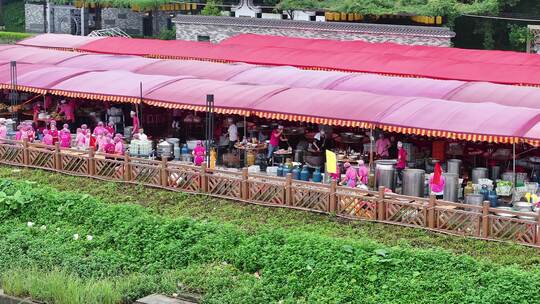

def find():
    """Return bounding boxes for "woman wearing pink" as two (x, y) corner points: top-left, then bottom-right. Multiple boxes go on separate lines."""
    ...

(59, 124), (71, 148)
(42, 129), (53, 146)
(429, 162), (445, 199)
(114, 135), (125, 155)
(76, 125), (90, 150)
(49, 121), (59, 145)
(340, 162), (357, 188)
(96, 130), (108, 153)
(15, 125), (22, 141)
(375, 134), (391, 158)
(130, 111), (140, 135)
(396, 141), (408, 184)
(357, 160), (369, 185)
(105, 121), (115, 135)
(0, 119), (7, 143)
(192, 140), (206, 166)
(58, 99), (75, 123)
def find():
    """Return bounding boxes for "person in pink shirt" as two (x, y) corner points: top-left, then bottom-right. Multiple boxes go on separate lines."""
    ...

(130, 111), (140, 135)
(192, 140), (206, 166)
(340, 162), (357, 188)
(42, 129), (53, 146)
(49, 121), (59, 145)
(59, 124), (71, 148)
(375, 134), (391, 158)
(76, 125), (90, 150)
(15, 125), (22, 141)
(396, 141), (408, 184)
(357, 160), (369, 185)
(105, 121), (115, 135)
(58, 100), (75, 123)
(104, 134), (115, 154)
(32, 103), (41, 124)
(114, 134), (125, 155)
(92, 121), (106, 137)
(0, 119), (6, 142)
(267, 125), (287, 159)
(96, 130), (108, 153)
(429, 162), (445, 199)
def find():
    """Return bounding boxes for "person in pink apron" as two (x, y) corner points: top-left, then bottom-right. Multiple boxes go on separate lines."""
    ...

(76, 125), (90, 150)
(130, 111), (140, 135)
(49, 121), (59, 145)
(0, 119), (6, 143)
(58, 99), (76, 123)
(42, 129), (53, 146)
(59, 124), (71, 148)
(32, 103), (41, 124)
(105, 121), (115, 135)
(192, 140), (206, 166)
(340, 162), (358, 188)
(96, 130), (108, 153)
(15, 125), (22, 141)
(357, 160), (369, 185)
(104, 135), (115, 154)
(114, 135), (125, 155)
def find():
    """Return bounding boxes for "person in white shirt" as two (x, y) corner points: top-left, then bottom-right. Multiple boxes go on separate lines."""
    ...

(226, 118), (238, 151)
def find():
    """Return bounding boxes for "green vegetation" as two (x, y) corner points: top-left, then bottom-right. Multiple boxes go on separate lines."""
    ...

(200, 0), (222, 16)
(0, 175), (540, 303)
(2, 166), (540, 270)
(0, 31), (31, 44)
(2, 0), (25, 32)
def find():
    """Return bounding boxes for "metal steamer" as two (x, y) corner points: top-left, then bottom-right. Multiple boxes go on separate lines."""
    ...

(402, 169), (425, 197)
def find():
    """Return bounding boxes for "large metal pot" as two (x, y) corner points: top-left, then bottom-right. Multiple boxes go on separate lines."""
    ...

(446, 159), (462, 175)
(402, 169), (425, 197)
(465, 194), (484, 212)
(489, 165), (500, 180)
(443, 173), (459, 202)
(471, 167), (488, 184)
(157, 140), (174, 159)
(375, 160), (396, 191)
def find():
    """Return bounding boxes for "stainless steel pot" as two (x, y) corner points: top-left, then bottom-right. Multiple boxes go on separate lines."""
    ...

(443, 173), (459, 202)
(402, 169), (425, 197)
(447, 159), (462, 175)
(375, 160), (397, 191)
(471, 167), (488, 184)
(157, 140), (174, 159)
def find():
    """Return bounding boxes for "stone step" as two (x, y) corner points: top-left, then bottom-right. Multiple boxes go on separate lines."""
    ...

(136, 293), (200, 304)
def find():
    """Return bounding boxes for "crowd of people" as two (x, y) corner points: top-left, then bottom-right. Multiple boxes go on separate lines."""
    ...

(8, 119), (127, 155)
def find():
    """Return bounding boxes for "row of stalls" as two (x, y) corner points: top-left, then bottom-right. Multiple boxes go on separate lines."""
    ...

(2, 34), (540, 216)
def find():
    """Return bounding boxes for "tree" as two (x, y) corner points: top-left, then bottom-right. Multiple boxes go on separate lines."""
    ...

(201, 0), (222, 16)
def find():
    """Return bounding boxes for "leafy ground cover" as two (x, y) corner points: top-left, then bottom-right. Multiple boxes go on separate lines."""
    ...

(1, 176), (540, 303)
(1, 166), (539, 270)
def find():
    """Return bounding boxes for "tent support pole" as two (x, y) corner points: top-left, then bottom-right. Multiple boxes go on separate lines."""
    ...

(513, 141), (516, 193)
(369, 126), (374, 171)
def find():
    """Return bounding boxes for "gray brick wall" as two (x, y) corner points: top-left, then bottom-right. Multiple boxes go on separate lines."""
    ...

(101, 8), (144, 36)
(25, 3), (45, 33)
(175, 23), (451, 46)
(52, 6), (73, 34)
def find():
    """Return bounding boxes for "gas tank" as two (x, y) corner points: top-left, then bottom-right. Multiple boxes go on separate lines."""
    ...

(300, 166), (310, 181)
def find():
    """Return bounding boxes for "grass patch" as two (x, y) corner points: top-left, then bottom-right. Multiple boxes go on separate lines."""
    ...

(2, 166), (539, 270)
(1, 177), (540, 303)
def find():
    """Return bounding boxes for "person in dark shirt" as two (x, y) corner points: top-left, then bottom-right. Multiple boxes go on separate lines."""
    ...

(388, 136), (398, 159)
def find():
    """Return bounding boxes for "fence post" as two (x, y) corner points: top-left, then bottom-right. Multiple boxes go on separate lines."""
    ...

(482, 201), (490, 239)
(88, 147), (95, 176)
(427, 195), (436, 229)
(124, 152), (132, 181)
(329, 180), (337, 213)
(54, 142), (61, 171)
(22, 139), (29, 166)
(200, 162), (207, 193)
(160, 156), (168, 187)
(377, 186), (386, 221)
(241, 167), (249, 200)
(285, 173), (293, 206)
(536, 208), (540, 246)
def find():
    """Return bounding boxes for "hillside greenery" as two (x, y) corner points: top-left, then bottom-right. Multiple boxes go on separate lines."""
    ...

(0, 175), (540, 303)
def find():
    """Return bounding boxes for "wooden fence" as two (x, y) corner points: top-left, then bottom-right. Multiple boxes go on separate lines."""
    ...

(2, 139), (540, 248)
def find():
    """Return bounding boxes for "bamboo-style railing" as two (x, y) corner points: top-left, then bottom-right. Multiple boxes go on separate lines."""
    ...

(1, 138), (540, 247)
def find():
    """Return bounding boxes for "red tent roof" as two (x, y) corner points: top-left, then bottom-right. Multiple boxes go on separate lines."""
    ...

(223, 34), (540, 66)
